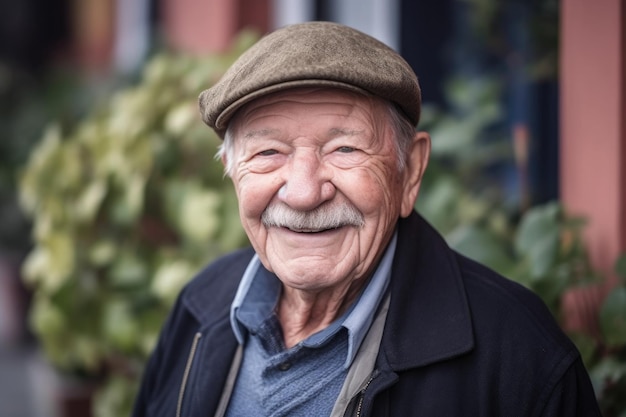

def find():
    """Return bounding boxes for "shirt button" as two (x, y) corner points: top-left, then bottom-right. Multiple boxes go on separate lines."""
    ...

(278, 362), (292, 371)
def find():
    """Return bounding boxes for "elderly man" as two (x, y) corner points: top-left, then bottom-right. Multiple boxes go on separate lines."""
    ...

(132, 22), (600, 417)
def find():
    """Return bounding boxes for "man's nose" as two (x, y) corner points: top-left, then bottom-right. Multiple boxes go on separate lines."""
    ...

(278, 151), (335, 210)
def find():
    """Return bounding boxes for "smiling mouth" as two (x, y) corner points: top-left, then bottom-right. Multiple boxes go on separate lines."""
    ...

(283, 226), (342, 233)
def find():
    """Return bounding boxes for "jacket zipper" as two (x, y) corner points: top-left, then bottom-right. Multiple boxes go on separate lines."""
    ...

(176, 332), (202, 417)
(353, 370), (379, 417)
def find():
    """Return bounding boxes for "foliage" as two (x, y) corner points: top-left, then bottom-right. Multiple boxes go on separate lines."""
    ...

(511, 203), (596, 315)
(590, 256), (626, 416)
(0, 63), (106, 254)
(19, 32), (257, 416)
(417, 75), (517, 275)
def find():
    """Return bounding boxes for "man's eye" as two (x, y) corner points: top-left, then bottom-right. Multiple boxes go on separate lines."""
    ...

(336, 146), (356, 153)
(258, 149), (278, 156)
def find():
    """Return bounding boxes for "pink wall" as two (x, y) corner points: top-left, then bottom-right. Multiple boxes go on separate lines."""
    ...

(71, 0), (115, 70)
(560, 0), (626, 277)
(161, 0), (270, 54)
(162, 0), (238, 53)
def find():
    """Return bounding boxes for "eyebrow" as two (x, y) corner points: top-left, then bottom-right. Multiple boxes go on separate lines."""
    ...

(242, 128), (281, 139)
(240, 127), (365, 141)
(328, 127), (364, 137)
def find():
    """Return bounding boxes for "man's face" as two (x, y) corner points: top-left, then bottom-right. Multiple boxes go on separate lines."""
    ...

(226, 88), (426, 293)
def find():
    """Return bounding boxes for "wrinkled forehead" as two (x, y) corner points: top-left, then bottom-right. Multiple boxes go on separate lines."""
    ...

(227, 87), (391, 137)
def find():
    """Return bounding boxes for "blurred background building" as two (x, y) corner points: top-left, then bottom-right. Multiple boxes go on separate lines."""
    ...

(0, 0), (624, 416)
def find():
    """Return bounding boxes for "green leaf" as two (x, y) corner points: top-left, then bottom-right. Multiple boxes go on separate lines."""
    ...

(102, 299), (138, 352)
(109, 252), (148, 288)
(179, 188), (221, 243)
(74, 179), (107, 223)
(429, 117), (478, 157)
(151, 260), (194, 305)
(29, 294), (66, 339)
(93, 375), (139, 417)
(515, 203), (561, 278)
(24, 232), (76, 292)
(416, 177), (463, 233)
(528, 232), (560, 279)
(216, 188), (247, 251)
(164, 102), (197, 135)
(447, 224), (512, 272)
(515, 202), (560, 253)
(89, 240), (117, 267)
(599, 286), (626, 348)
(109, 174), (146, 225)
(72, 334), (104, 372)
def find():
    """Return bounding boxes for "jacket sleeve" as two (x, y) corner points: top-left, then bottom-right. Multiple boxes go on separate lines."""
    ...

(539, 356), (602, 417)
(131, 335), (164, 417)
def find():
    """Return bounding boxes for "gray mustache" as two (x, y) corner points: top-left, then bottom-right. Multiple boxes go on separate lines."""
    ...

(261, 203), (365, 231)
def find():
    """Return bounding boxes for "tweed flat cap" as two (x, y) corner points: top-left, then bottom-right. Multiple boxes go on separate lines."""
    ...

(198, 21), (421, 138)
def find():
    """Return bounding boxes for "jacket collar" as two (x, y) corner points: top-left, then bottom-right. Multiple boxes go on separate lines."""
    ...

(183, 247), (256, 327)
(382, 211), (474, 371)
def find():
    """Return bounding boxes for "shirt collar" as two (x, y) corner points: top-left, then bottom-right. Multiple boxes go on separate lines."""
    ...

(341, 232), (395, 367)
(230, 231), (397, 369)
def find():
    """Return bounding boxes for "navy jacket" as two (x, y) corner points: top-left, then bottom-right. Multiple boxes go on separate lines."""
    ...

(133, 212), (601, 416)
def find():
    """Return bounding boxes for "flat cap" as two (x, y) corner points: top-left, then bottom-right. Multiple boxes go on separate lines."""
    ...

(199, 21), (421, 138)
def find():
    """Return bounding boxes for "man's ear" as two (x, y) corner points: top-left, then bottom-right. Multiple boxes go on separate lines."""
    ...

(400, 131), (431, 218)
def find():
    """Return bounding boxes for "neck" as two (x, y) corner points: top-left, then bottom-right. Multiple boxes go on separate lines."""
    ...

(277, 279), (366, 348)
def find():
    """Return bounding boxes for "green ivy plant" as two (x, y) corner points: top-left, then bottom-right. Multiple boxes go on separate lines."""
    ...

(416, 75), (519, 275)
(19, 32), (257, 417)
(511, 202), (597, 314)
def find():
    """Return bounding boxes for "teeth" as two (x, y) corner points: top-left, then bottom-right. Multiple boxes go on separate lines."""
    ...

(286, 226), (341, 233)
(289, 228), (322, 233)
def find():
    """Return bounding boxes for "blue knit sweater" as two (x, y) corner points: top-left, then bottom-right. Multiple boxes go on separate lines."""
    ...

(225, 313), (349, 416)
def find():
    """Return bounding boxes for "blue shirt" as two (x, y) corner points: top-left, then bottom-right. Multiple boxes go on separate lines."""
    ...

(225, 233), (397, 416)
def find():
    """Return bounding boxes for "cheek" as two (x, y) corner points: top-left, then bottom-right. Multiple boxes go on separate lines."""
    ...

(234, 177), (273, 255)
(235, 174), (279, 220)
(343, 166), (403, 218)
